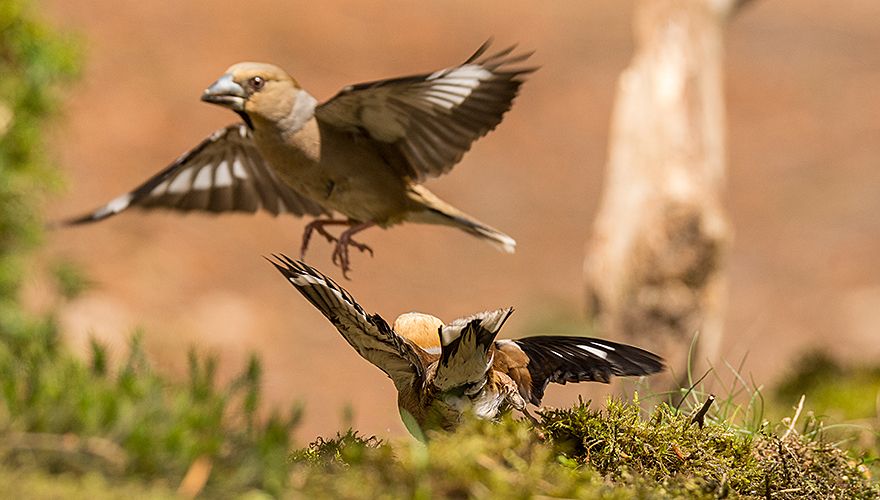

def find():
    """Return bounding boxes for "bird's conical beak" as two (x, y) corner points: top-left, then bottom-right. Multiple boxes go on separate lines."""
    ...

(201, 74), (246, 111)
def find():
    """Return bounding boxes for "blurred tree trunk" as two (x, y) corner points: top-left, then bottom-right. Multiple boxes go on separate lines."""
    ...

(584, 0), (747, 389)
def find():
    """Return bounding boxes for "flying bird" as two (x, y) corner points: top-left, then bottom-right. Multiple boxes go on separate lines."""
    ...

(65, 42), (534, 277)
(268, 255), (664, 433)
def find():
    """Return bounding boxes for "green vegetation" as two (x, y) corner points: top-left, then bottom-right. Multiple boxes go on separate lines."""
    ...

(0, 0), (77, 311)
(776, 350), (880, 422)
(773, 349), (880, 476)
(289, 399), (878, 499)
(1, 330), (301, 496)
(0, 1), (296, 497)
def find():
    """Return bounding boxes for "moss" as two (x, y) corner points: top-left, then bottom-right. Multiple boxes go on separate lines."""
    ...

(543, 399), (877, 498)
(286, 399), (878, 498)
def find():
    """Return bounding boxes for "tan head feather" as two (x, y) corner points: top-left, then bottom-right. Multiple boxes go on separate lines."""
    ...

(393, 312), (444, 351)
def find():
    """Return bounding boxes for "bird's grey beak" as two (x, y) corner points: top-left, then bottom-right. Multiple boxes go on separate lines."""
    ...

(201, 74), (246, 111)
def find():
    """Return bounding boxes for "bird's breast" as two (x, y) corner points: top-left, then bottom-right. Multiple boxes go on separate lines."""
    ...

(253, 120), (417, 223)
(466, 372), (522, 419)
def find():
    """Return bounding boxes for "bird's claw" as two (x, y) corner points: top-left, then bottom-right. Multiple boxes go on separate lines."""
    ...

(299, 219), (374, 278)
(348, 239), (373, 257)
(300, 220), (345, 260)
(331, 237), (373, 279)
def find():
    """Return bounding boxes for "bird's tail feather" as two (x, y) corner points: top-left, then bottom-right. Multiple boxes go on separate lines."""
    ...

(428, 208), (516, 254)
(407, 186), (516, 253)
(406, 207), (513, 256)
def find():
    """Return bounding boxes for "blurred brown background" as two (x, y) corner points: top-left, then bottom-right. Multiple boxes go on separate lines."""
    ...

(33, 0), (880, 438)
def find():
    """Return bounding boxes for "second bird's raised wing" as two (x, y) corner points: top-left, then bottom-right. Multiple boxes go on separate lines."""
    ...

(269, 255), (425, 391)
(432, 308), (514, 394)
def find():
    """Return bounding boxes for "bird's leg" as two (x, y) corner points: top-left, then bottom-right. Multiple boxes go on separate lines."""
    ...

(522, 408), (540, 425)
(521, 408), (546, 440)
(331, 222), (375, 278)
(300, 219), (354, 260)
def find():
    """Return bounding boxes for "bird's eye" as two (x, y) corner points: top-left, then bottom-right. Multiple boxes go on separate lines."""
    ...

(248, 76), (265, 90)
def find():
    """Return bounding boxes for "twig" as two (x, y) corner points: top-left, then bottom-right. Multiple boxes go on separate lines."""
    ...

(690, 394), (716, 428)
(675, 369), (712, 412)
(782, 394), (806, 440)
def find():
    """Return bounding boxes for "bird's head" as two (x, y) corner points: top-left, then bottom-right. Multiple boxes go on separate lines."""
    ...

(201, 63), (302, 127)
(393, 312), (445, 354)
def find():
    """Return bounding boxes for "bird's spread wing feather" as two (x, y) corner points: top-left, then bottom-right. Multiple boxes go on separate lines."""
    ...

(269, 255), (424, 390)
(64, 124), (327, 225)
(510, 336), (665, 406)
(314, 41), (535, 182)
(433, 308), (513, 394)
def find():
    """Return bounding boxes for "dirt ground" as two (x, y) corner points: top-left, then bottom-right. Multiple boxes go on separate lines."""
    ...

(33, 0), (880, 439)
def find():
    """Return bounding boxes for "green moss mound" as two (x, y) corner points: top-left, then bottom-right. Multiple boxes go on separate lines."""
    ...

(289, 400), (878, 499)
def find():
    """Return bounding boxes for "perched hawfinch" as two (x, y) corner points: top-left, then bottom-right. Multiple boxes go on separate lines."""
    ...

(66, 42), (533, 277)
(269, 255), (664, 433)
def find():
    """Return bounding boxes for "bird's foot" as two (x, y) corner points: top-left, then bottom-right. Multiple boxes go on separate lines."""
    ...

(522, 408), (546, 440)
(300, 219), (351, 260)
(330, 223), (375, 278)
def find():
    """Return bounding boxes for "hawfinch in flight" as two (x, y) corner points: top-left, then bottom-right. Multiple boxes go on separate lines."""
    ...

(269, 255), (664, 433)
(66, 42), (533, 276)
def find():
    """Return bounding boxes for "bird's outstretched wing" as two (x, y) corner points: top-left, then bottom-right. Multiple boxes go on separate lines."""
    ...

(268, 255), (424, 390)
(506, 336), (665, 406)
(433, 308), (513, 394)
(315, 41), (535, 182)
(64, 124), (327, 225)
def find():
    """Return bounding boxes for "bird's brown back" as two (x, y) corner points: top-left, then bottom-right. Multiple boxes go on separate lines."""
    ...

(490, 341), (534, 406)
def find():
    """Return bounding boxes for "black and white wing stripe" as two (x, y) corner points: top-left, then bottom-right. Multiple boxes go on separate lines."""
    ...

(315, 41), (535, 182)
(433, 308), (513, 394)
(510, 336), (665, 405)
(64, 124), (327, 225)
(268, 255), (424, 390)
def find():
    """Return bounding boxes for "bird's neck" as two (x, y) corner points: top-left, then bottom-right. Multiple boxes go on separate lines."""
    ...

(276, 89), (317, 133)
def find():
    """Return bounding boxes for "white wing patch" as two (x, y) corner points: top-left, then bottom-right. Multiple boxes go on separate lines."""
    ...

(168, 168), (193, 194)
(577, 344), (609, 360)
(427, 65), (493, 83)
(232, 158), (248, 179)
(424, 65), (494, 109)
(287, 273), (326, 288)
(214, 160), (233, 188)
(589, 341), (616, 352)
(150, 179), (170, 197)
(192, 165), (213, 190)
(92, 193), (134, 219)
